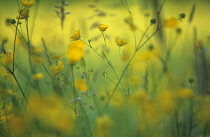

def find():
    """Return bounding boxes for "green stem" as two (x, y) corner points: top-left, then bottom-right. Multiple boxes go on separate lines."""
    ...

(102, 32), (108, 52)
(12, 73), (29, 108)
(12, 19), (20, 73)
(70, 65), (77, 118)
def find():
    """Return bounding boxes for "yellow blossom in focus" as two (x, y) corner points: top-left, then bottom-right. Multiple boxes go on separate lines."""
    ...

(50, 61), (64, 76)
(21, 0), (34, 7)
(67, 41), (84, 65)
(164, 17), (178, 28)
(17, 8), (30, 19)
(96, 115), (113, 137)
(70, 30), (81, 40)
(0, 53), (13, 65)
(175, 88), (193, 98)
(115, 38), (128, 47)
(32, 73), (44, 80)
(98, 24), (108, 32)
(75, 79), (88, 91)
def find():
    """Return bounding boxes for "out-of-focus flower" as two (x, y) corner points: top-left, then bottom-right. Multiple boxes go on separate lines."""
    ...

(197, 96), (210, 125)
(175, 88), (193, 99)
(50, 61), (64, 76)
(96, 115), (113, 137)
(115, 38), (127, 47)
(0, 53), (13, 65)
(70, 30), (81, 40)
(98, 24), (108, 32)
(17, 8), (30, 19)
(164, 17), (178, 28)
(21, 0), (34, 7)
(157, 91), (176, 113)
(75, 79), (88, 92)
(32, 73), (44, 80)
(28, 94), (75, 134)
(124, 16), (137, 31)
(33, 56), (45, 64)
(66, 40), (84, 65)
(110, 91), (125, 107)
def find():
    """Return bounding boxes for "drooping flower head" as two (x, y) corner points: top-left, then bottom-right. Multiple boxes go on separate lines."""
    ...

(70, 30), (81, 41)
(115, 38), (127, 47)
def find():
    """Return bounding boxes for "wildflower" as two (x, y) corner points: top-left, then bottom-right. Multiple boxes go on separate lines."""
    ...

(70, 30), (81, 41)
(17, 8), (30, 19)
(21, 0), (34, 7)
(70, 40), (84, 48)
(0, 53), (13, 65)
(115, 38), (127, 47)
(164, 17), (178, 28)
(28, 94), (75, 134)
(157, 91), (176, 113)
(66, 41), (84, 65)
(50, 61), (64, 76)
(175, 88), (193, 98)
(98, 24), (108, 32)
(75, 79), (88, 92)
(96, 115), (113, 137)
(32, 73), (44, 80)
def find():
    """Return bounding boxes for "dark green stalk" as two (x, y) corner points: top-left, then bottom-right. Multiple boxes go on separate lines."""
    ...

(175, 111), (180, 137)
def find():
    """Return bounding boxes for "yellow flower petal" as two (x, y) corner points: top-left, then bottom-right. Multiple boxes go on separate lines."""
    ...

(98, 24), (108, 32)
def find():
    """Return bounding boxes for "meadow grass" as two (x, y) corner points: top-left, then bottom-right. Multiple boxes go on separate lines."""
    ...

(0, 0), (210, 137)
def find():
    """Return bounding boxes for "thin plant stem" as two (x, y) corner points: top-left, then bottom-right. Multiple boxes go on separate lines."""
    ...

(12, 19), (21, 73)
(102, 32), (108, 52)
(70, 65), (77, 118)
(102, 25), (162, 114)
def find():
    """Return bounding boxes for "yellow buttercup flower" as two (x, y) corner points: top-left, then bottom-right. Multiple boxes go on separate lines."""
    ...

(115, 38), (127, 47)
(70, 30), (81, 41)
(98, 24), (108, 32)
(50, 61), (64, 76)
(66, 40), (84, 65)
(21, 0), (34, 7)
(75, 79), (88, 92)
(164, 17), (178, 28)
